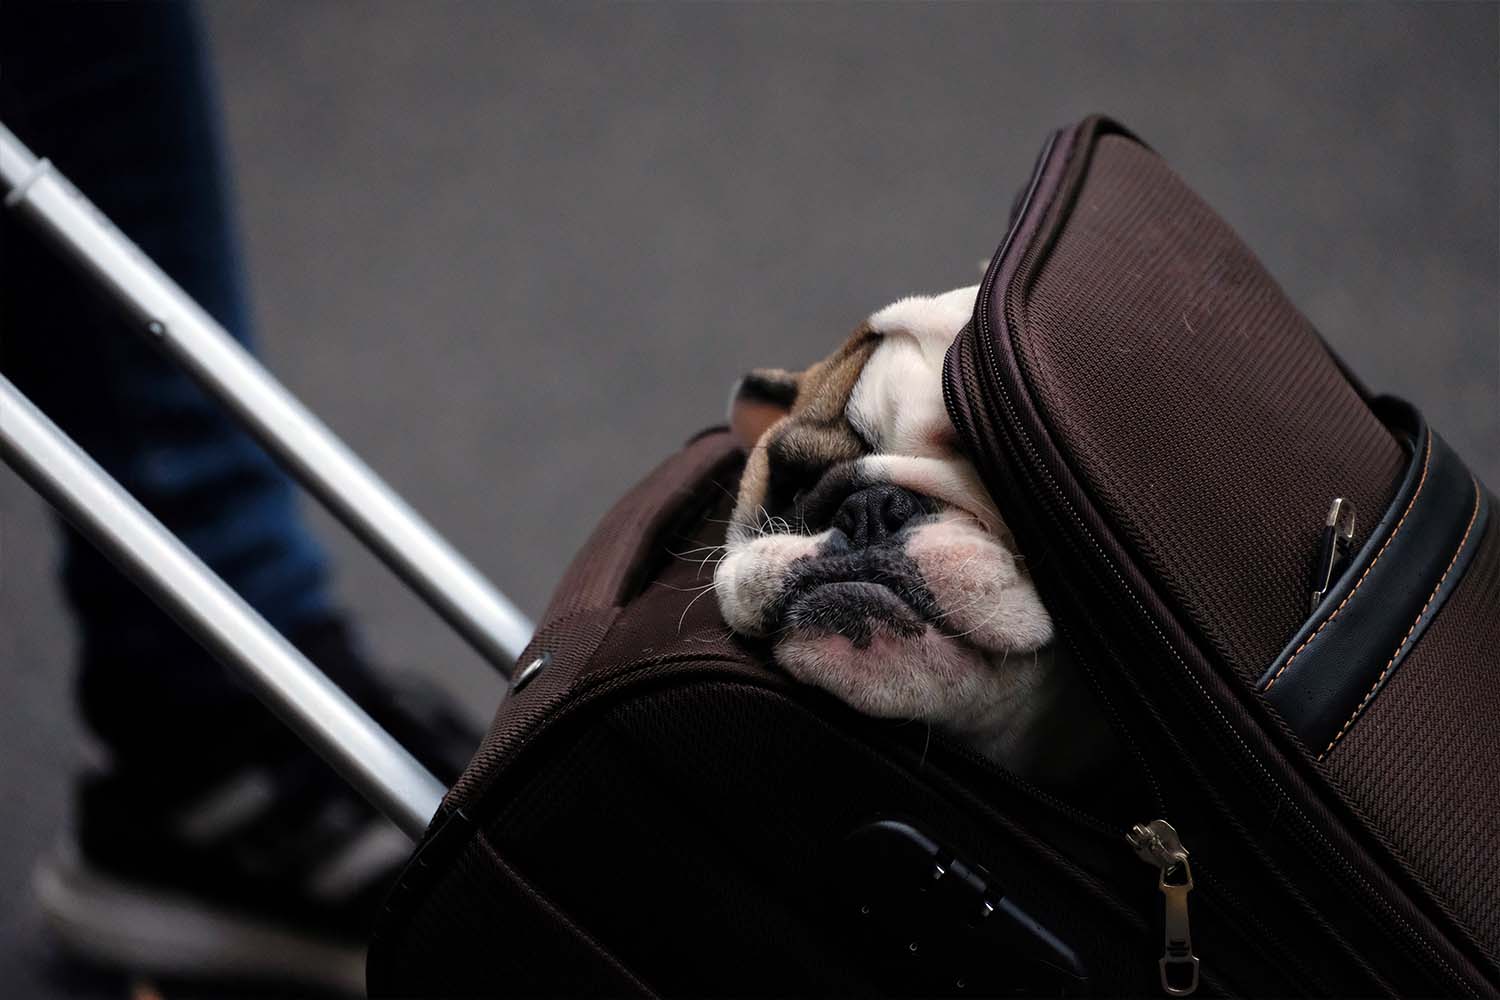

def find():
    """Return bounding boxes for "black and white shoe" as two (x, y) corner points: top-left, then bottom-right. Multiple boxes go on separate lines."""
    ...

(33, 618), (483, 995)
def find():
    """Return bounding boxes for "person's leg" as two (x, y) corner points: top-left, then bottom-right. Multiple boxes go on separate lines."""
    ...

(3, 5), (478, 989)
(1, 1), (333, 762)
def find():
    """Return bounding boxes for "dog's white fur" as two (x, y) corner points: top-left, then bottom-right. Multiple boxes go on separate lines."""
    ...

(717, 286), (1081, 771)
(852, 288), (1010, 537)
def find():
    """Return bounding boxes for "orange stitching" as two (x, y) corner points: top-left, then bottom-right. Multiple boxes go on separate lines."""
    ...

(1263, 436), (1433, 692)
(1319, 478), (1482, 760)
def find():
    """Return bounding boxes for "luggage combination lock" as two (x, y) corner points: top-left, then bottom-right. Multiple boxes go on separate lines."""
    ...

(836, 818), (1087, 996)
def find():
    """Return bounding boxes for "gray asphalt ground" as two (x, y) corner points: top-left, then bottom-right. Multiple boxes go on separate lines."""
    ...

(2, 3), (1496, 996)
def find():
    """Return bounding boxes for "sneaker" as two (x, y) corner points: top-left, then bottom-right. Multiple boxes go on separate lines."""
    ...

(33, 617), (484, 995)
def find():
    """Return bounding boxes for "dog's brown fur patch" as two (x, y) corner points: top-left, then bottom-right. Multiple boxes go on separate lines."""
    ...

(736, 326), (880, 529)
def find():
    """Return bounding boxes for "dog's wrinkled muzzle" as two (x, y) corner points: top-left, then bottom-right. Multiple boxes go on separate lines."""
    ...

(767, 541), (939, 645)
(760, 483), (940, 645)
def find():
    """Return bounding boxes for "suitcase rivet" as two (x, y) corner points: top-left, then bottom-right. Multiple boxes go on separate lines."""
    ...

(513, 653), (550, 693)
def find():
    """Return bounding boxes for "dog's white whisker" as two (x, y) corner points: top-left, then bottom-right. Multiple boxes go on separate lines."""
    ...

(668, 548), (730, 572)
(671, 543), (728, 557)
(707, 479), (743, 505)
(697, 551), (729, 578)
(944, 599), (1012, 640)
(676, 580), (721, 634)
(918, 550), (983, 591)
(668, 542), (732, 576)
(926, 588), (994, 623)
(654, 581), (719, 594)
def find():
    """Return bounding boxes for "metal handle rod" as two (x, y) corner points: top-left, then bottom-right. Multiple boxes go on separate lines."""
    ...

(0, 374), (445, 840)
(0, 122), (533, 673)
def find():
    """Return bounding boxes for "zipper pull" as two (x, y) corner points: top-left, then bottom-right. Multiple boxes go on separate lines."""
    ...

(1309, 497), (1357, 611)
(1128, 819), (1199, 997)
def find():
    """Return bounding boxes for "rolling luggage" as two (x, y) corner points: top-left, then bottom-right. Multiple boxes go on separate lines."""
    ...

(5, 111), (1496, 998)
(369, 116), (1499, 997)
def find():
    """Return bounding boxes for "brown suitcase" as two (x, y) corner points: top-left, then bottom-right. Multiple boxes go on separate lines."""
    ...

(369, 117), (1499, 997)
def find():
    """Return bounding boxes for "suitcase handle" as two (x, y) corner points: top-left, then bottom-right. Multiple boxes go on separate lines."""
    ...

(0, 374), (444, 838)
(0, 122), (532, 673)
(0, 121), (531, 838)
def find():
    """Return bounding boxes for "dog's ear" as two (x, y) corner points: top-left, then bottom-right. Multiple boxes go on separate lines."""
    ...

(728, 367), (800, 449)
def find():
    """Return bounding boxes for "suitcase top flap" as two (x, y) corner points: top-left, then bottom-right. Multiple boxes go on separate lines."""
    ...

(947, 115), (1409, 686)
(945, 116), (1500, 980)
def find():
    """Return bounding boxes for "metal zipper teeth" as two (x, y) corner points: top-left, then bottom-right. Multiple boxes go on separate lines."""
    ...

(945, 348), (1166, 819)
(945, 243), (1473, 997)
(945, 137), (1165, 822)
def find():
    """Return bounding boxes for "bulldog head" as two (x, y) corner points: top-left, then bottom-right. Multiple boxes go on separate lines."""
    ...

(714, 286), (1059, 760)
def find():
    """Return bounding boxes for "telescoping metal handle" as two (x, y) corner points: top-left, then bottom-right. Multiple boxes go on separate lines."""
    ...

(1, 121), (534, 839)
(0, 374), (445, 839)
(0, 122), (533, 673)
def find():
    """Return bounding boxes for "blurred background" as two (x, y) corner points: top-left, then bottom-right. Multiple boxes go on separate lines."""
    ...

(2, 3), (1496, 995)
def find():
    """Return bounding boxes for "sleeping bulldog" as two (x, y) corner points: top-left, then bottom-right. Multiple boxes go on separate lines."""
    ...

(715, 285), (1114, 784)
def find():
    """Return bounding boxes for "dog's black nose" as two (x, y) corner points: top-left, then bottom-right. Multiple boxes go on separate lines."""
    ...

(831, 483), (930, 548)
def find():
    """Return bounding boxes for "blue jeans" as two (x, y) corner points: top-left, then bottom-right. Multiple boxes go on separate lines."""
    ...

(2, 2), (335, 763)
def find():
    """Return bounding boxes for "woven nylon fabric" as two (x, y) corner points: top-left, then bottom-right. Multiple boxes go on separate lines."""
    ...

(1325, 514), (1500, 967)
(445, 430), (744, 812)
(445, 604), (618, 811)
(368, 819), (651, 995)
(486, 685), (884, 995)
(485, 680), (1156, 996)
(1014, 134), (1406, 682)
(542, 429), (744, 623)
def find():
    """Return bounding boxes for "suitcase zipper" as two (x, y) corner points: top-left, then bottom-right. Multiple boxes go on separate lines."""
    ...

(928, 734), (1327, 995)
(1129, 819), (1200, 997)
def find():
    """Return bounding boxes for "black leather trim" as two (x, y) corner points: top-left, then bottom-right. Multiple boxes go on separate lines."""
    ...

(1258, 397), (1488, 758)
